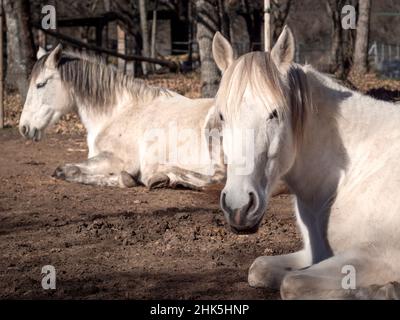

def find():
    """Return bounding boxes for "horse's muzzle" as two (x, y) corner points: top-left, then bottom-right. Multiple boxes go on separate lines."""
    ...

(221, 190), (263, 233)
(19, 124), (42, 142)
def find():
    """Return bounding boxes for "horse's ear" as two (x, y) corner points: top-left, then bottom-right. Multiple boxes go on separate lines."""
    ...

(271, 25), (295, 68)
(212, 32), (234, 72)
(36, 47), (47, 60)
(45, 43), (63, 68)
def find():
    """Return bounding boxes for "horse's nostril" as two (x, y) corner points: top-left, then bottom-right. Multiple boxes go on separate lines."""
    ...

(220, 192), (230, 213)
(221, 192), (226, 207)
(32, 128), (38, 140)
(249, 192), (255, 208)
(243, 192), (255, 215)
(20, 125), (30, 138)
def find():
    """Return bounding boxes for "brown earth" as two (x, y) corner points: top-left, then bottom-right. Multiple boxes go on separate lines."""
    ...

(2, 70), (399, 300)
(0, 128), (300, 299)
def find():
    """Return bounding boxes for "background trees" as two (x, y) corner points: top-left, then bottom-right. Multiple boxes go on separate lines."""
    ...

(325, 0), (373, 78)
(3, 0), (35, 100)
(195, 0), (225, 98)
(0, 0), (385, 101)
(352, 0), (371, 74)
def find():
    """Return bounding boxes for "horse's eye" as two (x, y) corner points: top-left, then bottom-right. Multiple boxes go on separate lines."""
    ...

(36, 81), (47, 89)
(219, 113), (224, 121)
(268, 109), (278, 120)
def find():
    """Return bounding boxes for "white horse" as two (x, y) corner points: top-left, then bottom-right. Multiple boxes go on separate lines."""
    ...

(19, 45), (224, 190)
(212, 26), (400, 299)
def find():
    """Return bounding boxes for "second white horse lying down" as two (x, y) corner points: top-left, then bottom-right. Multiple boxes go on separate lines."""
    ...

(212, 26), (400, 299)
(19, 45), (225, 190)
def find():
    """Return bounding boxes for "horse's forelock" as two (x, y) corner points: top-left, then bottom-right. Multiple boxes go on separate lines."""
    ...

(216, 51), (312, 144)
(216, 52), (288, 120)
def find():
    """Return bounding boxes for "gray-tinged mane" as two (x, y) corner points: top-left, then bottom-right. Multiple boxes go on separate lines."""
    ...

(31, 51), (170, 112)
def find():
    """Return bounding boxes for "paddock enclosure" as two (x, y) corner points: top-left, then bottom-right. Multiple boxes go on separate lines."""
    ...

(2, 61), (400, 298)
(3, 0), (400, 300)
(0, 128), (300, 299)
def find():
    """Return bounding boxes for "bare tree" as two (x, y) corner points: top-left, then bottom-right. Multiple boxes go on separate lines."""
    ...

(4, 0), (35, 99)
(218, 0), (230, 39)
(150, 0), (159, 59)
(0, 0), (4, 129)
(326, 0), (356, 78)
(139, 0), (150, 74)
(238, 0), (263, 50)
(103, 0), (111, 49)
(226, 0), (250, 56)
(271, 0), (292, 44)
(264, 0), (271, 51)
(352, 0), (371, 74)
(195, 0), (221, 97)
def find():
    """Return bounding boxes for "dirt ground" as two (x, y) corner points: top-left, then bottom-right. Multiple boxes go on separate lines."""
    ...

(0, 128), (300, 300)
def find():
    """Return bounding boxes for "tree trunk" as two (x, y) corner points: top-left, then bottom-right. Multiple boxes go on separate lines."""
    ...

(4, 0), (35, 100)
(227, 1), (250, 56)
(240, 0), (263, 50)
(326, 0), (344, 75)
(117, 24), (126, 72)
(326, 0), (356, 79)
(103, 0), (111, 51)
(264, 0), (271, 51)
(139, 0), (151, 74)
(0, 0), (4, 129)
(195, 0), (221, 98)
(271, 0), (292, 45)
(218, 0), (230, 40)
(150, 0), (158, 59)
(352, 0), (371, 74)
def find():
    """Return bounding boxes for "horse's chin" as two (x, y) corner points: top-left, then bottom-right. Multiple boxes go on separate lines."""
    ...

(33, 131), (43, 142)
(229, 215), (263, 235)
(29, 128), (44, 142)
(230, 223), (260, 235)
(30, 128), (43, 142)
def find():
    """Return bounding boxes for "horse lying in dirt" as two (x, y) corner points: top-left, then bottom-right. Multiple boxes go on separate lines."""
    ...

(19, 45), (225, 190)
(212, 26), (400, 299)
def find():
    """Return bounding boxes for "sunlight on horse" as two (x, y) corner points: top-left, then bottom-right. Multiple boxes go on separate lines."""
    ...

(212, 26), (400, 299)
(19, 45), (225, 190)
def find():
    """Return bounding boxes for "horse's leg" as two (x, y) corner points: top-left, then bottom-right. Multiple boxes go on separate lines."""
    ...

(248, 198), (329, 289)
(143, 166), (220, 190)
(53, 152), (137, 187)
(248, 249), (312, 289)
(56, 172), (136, 188)
(280, 246), (400, 299)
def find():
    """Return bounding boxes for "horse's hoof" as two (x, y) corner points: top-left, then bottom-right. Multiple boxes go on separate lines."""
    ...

(119, 171), (137, 188)
(52, 165), (81, 180)
(52, 166), (66, 180)
(248, 257), (283, 289)
(148, 173), (170, 190)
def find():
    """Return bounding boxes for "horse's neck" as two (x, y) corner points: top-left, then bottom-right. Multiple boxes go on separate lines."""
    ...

(285, 69), (400, 203)
(75, 92), (131, 157)
(77, 107), (109, 157)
